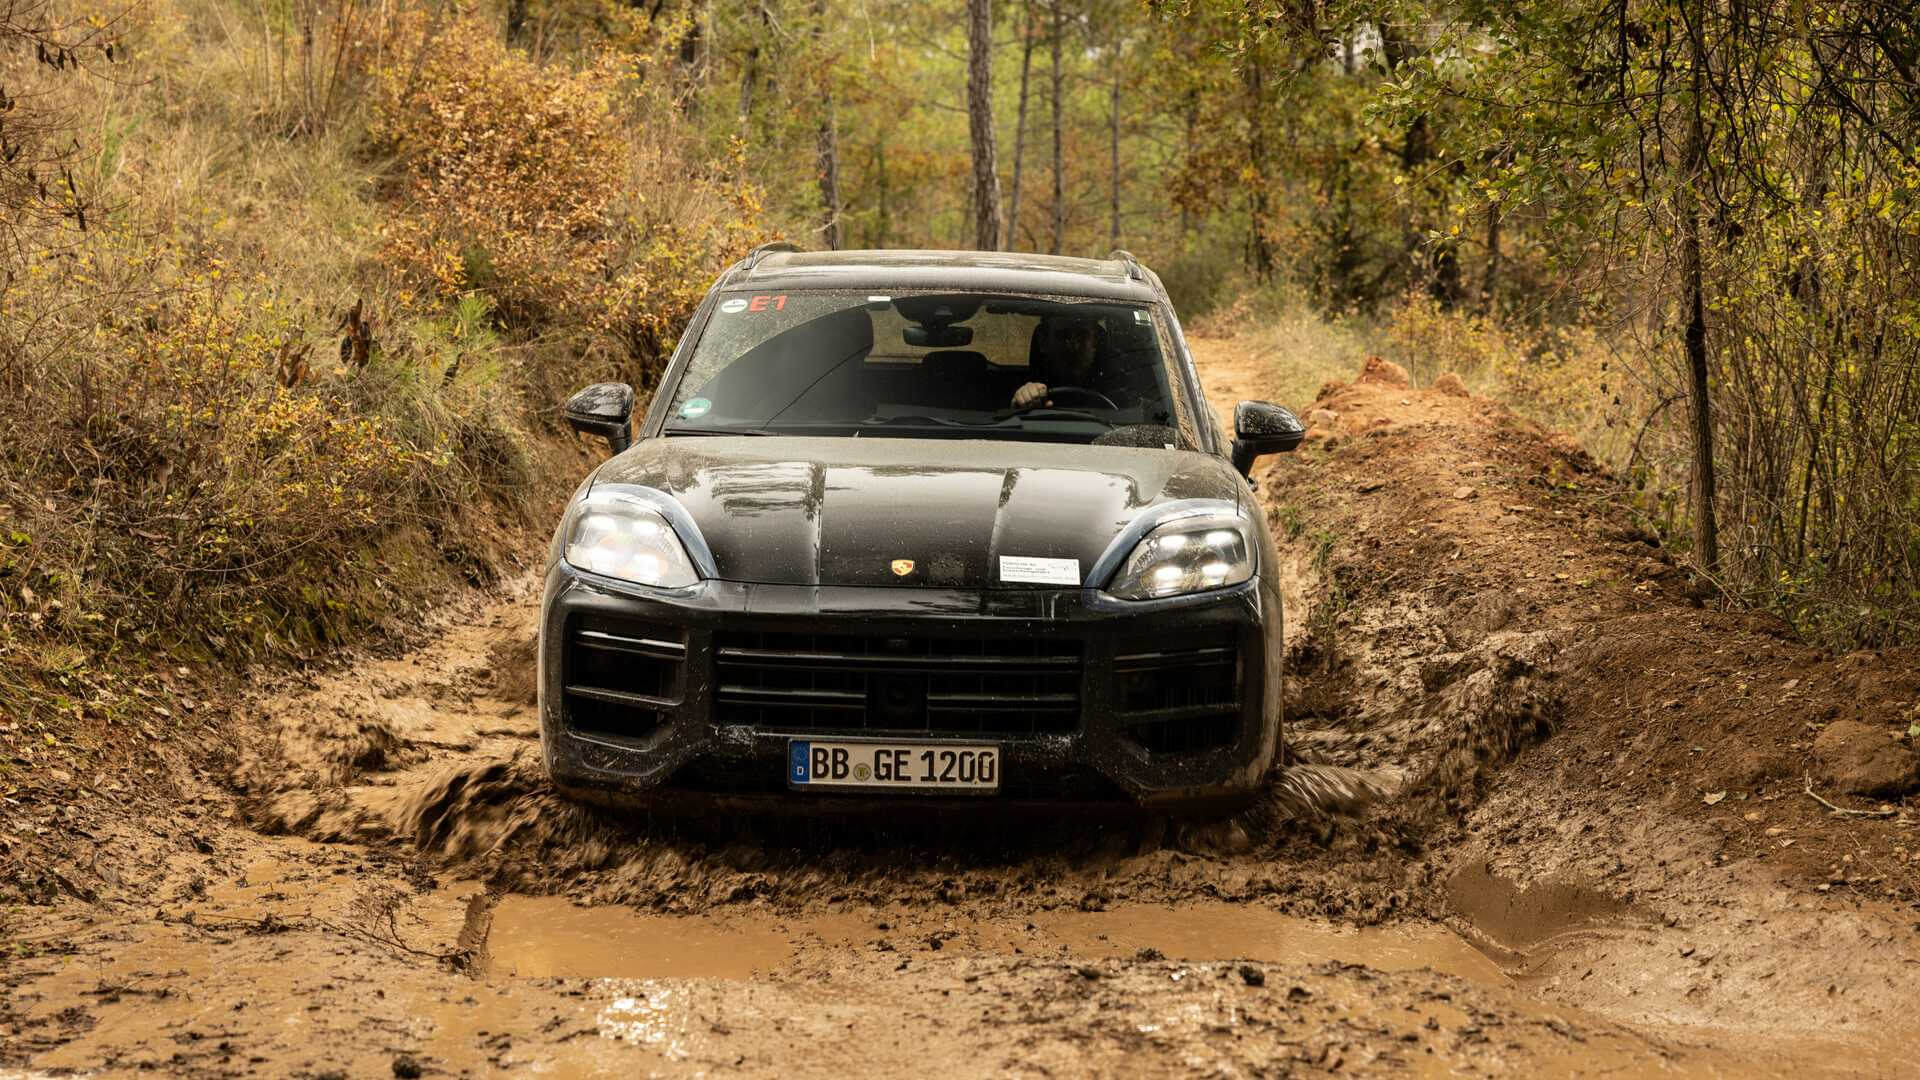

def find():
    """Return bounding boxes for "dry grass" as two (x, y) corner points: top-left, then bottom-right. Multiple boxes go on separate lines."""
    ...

(1206, 281), (1919, 648)
(0, 0), (767, 728)
(1188, 287), (1378, 410)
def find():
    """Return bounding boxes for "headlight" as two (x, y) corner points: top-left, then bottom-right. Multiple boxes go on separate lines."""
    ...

(562, 489), (700, 589)
(1106, 512), (1253, 600)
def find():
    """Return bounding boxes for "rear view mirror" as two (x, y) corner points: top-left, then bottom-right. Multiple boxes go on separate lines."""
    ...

(1230, 400), (1306, 476)
(904, 325), (973, 348)
(565, 382), (635, 454)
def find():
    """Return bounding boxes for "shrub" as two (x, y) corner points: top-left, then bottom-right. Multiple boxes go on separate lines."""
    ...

(370, 14), (769, 397)
(1380, 296), (1622, 458)
(0, 257), (527, 656)
(371, 17), (626, 329)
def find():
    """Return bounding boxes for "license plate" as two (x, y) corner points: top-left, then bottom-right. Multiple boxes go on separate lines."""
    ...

(787, 740), (1000, 793)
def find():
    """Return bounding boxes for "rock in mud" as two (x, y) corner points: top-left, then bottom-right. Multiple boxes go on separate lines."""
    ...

(1433, 371), (1470, 397)
(1710, 748), (1796, 793)
(1811, 720), (1920, 797)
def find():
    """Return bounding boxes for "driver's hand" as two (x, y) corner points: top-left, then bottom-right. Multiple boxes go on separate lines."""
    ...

(1012, 382), (1049, 409)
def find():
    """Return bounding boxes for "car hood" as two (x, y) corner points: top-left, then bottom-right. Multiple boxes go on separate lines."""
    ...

(592, 436), (1246, 589)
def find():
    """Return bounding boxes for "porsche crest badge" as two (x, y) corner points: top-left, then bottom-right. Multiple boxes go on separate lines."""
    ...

(890, 559), (915, 577)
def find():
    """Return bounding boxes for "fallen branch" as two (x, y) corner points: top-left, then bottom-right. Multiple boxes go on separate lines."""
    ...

(313, 914), (471, 965)
(1803, 775), (1900, 818)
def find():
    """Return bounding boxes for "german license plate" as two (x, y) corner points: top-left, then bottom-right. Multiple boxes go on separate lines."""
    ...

(787, 740), (1000, 793)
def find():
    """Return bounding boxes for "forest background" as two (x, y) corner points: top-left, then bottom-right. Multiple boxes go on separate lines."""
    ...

(3, 0), (1917, 735)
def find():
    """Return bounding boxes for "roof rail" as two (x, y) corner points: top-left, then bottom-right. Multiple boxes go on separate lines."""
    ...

(1107, 248), (1144, 281)
(744, 241), (800, 269)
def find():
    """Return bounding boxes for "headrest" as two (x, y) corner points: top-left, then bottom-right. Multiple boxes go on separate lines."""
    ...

(1029, 315), (1108, 367)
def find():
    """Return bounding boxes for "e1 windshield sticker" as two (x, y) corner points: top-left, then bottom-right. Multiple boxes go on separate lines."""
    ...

(1133, 309), (1151, 325)
(998, 556), (1081, 586)
(719, 294), (788, 314)
(679, 397), (712, 420)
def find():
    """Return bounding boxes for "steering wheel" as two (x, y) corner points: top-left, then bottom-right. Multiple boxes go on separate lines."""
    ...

(1029, 385), (1120, 410)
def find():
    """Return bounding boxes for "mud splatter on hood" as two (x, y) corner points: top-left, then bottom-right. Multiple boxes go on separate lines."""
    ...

(591, 435), (1247, 589)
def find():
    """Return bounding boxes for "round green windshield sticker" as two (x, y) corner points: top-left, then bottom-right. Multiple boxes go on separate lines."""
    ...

(679, 397), (712, 420)
(718, 298), (748, 314)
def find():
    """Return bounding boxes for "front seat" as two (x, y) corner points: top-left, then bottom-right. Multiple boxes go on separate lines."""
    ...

(920, 350), (994, 410)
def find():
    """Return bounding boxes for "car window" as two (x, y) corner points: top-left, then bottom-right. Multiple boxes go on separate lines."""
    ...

(662, 290), (1193, 447)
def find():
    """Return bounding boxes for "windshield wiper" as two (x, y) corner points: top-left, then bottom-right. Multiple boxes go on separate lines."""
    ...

(663, 425), (775, 436)
(860, 415), (973, 428)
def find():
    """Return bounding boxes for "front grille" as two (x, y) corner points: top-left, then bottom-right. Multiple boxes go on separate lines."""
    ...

(1116, 631), (1242, 755)
(714, 630), (1083, 736)
(563, 615), (686, 741)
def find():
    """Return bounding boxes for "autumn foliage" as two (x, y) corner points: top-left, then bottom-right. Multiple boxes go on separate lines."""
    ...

(371, 14), (767, 391)
(372, 18), (626, 331)
(1, 2), (767, 685)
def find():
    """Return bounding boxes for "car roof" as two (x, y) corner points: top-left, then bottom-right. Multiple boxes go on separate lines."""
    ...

(722, 248), (1164, 303)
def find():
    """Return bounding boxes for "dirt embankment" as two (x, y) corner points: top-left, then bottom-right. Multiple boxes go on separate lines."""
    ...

(4, 344), (1918, 1077)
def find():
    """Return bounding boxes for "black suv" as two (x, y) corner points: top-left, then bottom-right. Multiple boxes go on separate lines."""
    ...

(541, 247), (1304, 812)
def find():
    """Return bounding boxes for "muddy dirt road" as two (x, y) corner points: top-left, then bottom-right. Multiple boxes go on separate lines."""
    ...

(6, 338), (1919, 1077)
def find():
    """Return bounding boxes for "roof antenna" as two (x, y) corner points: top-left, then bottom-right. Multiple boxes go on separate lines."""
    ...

(1107, 249), (1144, 281)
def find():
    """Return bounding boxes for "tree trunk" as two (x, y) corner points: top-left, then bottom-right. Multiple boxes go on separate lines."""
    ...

(1244, 59), (1273, 279)
(1382, 21), (1462, 308)
(812, 0), (840, 249)
(676, 1), (707, 113)
(1681, 11), (1720, 576)
(1108, 46), (1120, 249)
(1479, 199), (1501, 314)
(1682, 221), (1718, 576)
(1049, 0), (1065, 255)
(875, 142), (890, 247)
(1429, 231), (1462, 308)
(817, 103), (841, 249)
(1180, 94), (1195, 246)
(1007, 1), (1034, 251)
(739, 44), (758, 123)
(966, 0), (1002, 251)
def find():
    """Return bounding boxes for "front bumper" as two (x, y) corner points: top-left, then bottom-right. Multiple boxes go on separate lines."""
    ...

(538, 562), (1281, 812)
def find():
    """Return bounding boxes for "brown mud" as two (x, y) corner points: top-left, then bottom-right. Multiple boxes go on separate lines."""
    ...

(5, 338), (1919, 1077)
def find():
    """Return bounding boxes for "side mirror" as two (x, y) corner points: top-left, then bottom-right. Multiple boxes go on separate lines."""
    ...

(1230, 400), (1306, 476)
(565, 382), (635, 454)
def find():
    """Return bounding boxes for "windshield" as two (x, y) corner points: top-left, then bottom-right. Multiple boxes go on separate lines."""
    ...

(661, 290), (1192, 447)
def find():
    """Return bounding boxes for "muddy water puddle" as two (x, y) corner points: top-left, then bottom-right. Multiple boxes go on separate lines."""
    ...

(481, 895), (1506, 983)
(1445, 859), (1642, 953)
(475, 896), (1860, 1079)
(484, 895), (822, 979)
(1036, 903), (1509, 982)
